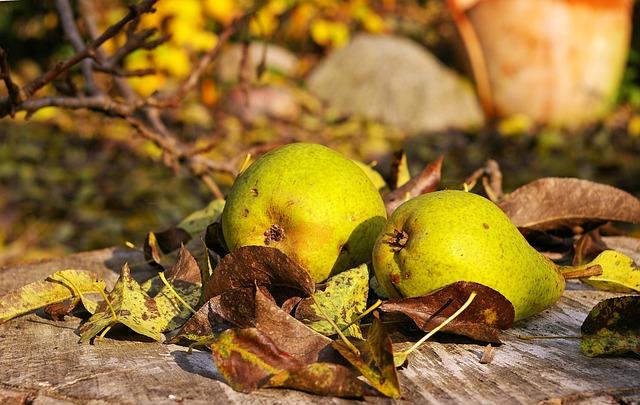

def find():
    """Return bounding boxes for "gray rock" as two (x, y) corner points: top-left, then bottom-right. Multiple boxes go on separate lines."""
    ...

(307, 34), (483, 132)
(217, 43), (298, 83)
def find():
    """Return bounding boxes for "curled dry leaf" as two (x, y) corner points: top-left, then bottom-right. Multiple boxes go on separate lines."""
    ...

(44, 298), (81, 321)
(210, 327), (371, 397)
(581, 296), (640, 357)
(142, 245), (203, 296)
(144, 229), (192, 266)
(255, 287), (332, 364)
(464, 159), (504, 202)
(211, 327), (297, 393)
(170, 298), (233, 344)
(295, 264), (369, 338)
(332, 315), (401, 398)
(204, 221), (229, 257)
(384, 155), (443, 215)
(579, 250), (640, 293)
(499, 178), (640, 231)
(264, 363), (377, 398)
(0, 270), (106, 324)
(202, 246), (314, 301)
(380, 281), (514, 343)
(196, 247), (315, 331)
(573, 229), (607, 265)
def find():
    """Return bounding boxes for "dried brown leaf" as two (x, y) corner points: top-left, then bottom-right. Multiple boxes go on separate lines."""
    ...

(142, 245), (202, 296)
(499, 178), (640, 231)
(581, 296), (640, 357)
(171, 298), (232, 343)
(202, 246), (314, 301)
(384, 156), (443, 215)
(264, 363), (377, 397)
(332, 315), (401, 398)
(211, 327), (374, 397)
(210, 287), (257, 327)
(143, 228), (192, 266)
(380, 281), (514, 343)
(573, 229), (607, 265)
(211, 328), (298, 393)
(204, 222), (229, 256)
(255, 287), (332, 364)
(44, 298), (81, 321)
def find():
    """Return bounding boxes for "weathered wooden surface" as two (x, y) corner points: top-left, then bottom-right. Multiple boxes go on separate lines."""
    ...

(0, 248), (639, 404)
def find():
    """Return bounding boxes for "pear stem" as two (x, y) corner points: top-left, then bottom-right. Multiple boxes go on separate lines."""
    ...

(559, 264), (603, 280)
(397, 291), (477, 358)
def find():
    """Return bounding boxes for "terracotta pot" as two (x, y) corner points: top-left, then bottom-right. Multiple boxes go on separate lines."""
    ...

(448, 0), (632, 126)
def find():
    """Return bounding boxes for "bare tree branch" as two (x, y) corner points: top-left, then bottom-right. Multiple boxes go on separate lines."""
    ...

(20, 0), (157, 99)
(0, 47), (22, 116)
(0, 0), (262, 198)
(93, 66), (156, 77)
(20, 95), (134, 116)
(54, 0), (100, 95)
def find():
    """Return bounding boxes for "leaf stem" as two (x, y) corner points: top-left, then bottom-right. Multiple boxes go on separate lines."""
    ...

(94, 283), (117, 321)
(159, 272), (196, 315)
(312, 294), (360, 356)
(398, 291), (477, 358)
(56, 273), (88, 305)
(98, 324), (112, 341)
(340, 299), (382, 332)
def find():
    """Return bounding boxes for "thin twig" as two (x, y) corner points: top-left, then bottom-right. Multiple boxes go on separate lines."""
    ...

(55, 0), (100, 95)
(0, 47), (22, 115)
(93, 66), (157, 77)
(21, 0), (158, 99)
(20, 95), (134, 116)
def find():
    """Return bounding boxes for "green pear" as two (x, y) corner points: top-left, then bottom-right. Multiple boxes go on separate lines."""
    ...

(372, 190), (565, 321)
(222, 143), (387, 282)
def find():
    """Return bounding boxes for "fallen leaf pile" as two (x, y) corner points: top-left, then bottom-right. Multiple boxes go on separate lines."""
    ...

(0, 155), (639, 398)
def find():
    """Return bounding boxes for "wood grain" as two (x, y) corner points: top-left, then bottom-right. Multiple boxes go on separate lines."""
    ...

(0, 248), (639, 404)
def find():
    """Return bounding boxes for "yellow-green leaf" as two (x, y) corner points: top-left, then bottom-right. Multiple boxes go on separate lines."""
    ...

(0, 270), (105, 324)
(79, 264), (164, 343)
(295, 264), (369, 338)
(582, 250), (640, 293)
(142, 246), (203, 332)
(391, 150), (410, 189)
(178, 199), (225, 236)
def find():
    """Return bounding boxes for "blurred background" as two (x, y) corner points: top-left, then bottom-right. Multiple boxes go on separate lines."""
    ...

(0, 0), (639, 266)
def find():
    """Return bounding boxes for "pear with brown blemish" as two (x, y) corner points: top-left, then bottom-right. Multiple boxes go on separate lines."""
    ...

(372, 190), (565, 321)
(222, 143), (387, 282)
